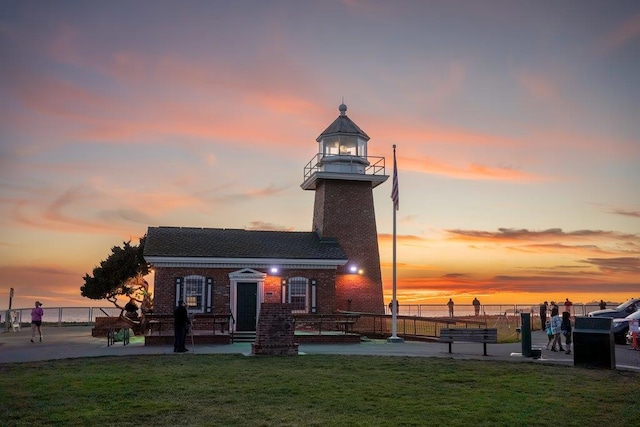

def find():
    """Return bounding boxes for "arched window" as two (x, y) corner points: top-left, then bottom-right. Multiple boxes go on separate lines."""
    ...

(287, 277), (309, 313)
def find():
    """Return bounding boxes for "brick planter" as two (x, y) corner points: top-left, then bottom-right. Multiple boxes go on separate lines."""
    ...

(252, 303), (299, 356)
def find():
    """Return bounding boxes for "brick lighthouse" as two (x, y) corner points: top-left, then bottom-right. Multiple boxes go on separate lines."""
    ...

(301, 103), (388, 314)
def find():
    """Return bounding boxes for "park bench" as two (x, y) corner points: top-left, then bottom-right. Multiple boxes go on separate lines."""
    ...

(439, 328), (498, 356)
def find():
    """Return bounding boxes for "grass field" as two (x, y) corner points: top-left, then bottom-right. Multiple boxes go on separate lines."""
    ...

(1, 354), (638, 426)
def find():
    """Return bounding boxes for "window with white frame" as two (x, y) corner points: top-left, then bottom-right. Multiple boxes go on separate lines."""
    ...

(183, 275), (205, 313)
(287, 277), (309, 313)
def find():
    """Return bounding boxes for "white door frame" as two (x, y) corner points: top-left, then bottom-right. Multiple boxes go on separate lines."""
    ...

(229, 268), (266, 331)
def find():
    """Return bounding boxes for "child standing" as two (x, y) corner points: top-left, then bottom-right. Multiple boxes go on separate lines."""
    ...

(545, 320), (553, 350)
(550, 307), (563, 352)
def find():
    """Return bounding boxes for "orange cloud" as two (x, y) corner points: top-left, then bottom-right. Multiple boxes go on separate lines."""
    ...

(445, 228), (637, 243)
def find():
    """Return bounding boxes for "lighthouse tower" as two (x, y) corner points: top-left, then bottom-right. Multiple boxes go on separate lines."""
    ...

(301, 104), (388, 314)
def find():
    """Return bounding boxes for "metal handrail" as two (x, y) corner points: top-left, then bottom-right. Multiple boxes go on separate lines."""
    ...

(303, 153), (386, 180)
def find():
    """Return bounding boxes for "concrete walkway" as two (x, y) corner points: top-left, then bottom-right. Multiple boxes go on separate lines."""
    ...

(1, 326), (638, 371)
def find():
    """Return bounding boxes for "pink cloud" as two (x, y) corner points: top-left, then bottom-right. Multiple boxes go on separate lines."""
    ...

(400, 155), (546, 181)
(598, 11), (640, 52)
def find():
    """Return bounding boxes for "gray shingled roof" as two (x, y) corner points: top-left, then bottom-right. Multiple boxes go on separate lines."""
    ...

(316, 113), (370, 142)
(144, 227), (347, 260)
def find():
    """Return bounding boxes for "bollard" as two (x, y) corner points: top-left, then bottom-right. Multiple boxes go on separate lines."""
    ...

(520, 313), (532, 357)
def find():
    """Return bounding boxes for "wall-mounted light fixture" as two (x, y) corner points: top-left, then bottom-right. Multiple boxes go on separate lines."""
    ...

(349, 265), (358, 273)
(270, 267), (279, 274)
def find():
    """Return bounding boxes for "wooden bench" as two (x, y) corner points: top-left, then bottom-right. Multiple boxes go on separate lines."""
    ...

(439, 328), (498, 356)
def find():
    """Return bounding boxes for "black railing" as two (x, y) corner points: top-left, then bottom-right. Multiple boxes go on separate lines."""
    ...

(303, 153), (386, 180)
(347, 312), (487, 339)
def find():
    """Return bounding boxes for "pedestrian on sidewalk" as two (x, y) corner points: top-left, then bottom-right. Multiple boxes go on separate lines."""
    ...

(30, 301), (44, 343)
(173, 300), (191, 353)
(549, 306), (563, 352)
(561, 311), (572, 355)
(540, 301), (548, 331)
(472, 297), (481, 316)
(544, 320), (553, 350)
(447, 298), (454, 317)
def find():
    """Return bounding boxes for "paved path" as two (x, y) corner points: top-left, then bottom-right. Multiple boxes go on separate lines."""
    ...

(1, 326), (638, 371)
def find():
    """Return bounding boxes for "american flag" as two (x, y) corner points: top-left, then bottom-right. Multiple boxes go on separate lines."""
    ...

(391, 145), (399, 211)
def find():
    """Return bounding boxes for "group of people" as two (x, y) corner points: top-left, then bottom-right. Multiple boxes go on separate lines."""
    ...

(540, 300), (572, 354)
(444, 298), (481, 317)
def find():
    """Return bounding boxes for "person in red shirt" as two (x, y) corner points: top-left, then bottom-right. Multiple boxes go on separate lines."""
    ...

(564, 298), (573, 315)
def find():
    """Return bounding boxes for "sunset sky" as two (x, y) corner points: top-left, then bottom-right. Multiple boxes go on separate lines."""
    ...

(1, 1), (639, 310)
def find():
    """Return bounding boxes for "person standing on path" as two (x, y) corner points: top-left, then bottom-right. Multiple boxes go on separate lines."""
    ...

(540, 301), (548, 331)
(561, 311), (572, 355)
(564, 298), (573, 315)
(30, 301), (44, 343)
(173, 300), (191, 353)
(472, 298), (481, 316)
(447, 298), (454, 317)
(599, 300), (606, 310)
(549, 306), (563, 352)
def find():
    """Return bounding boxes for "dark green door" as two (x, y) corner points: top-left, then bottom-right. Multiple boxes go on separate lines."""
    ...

(236, 282), (257, 331)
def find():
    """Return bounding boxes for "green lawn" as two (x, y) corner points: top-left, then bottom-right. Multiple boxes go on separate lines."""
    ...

(1, 354), (638, 426)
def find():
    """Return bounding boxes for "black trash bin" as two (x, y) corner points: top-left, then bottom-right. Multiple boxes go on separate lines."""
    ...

(573, 317), (616, 369)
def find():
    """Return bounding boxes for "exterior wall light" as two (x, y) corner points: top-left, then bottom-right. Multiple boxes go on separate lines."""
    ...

(349, 265), (358, 273)
(271, 267), (279, 274)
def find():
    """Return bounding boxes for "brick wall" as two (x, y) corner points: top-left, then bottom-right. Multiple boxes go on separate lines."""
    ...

(153, 267), (340, 316)
(312, 179), (385, 314)
(153, 267), (232, 315)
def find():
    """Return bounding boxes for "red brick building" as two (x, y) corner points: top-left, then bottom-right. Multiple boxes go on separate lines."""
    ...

(144, 104), (388, 331)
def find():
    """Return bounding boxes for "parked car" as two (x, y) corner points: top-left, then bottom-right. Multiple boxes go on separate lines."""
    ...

(589, 298), (640, 344)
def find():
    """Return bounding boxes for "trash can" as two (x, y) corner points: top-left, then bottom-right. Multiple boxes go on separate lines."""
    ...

(573, 317), (615, 369)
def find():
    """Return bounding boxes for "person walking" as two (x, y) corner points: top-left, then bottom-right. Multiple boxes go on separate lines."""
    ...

(549, 306), (563, 352)
(173, 300), (191, 353)
(472, 297), (481, 316)
(539, 301), (548, 331)
(561, 311), (572, 355)
(30, 301), (44, 343)
(447, 298), (454, 317)
(544, 319), (553, 350)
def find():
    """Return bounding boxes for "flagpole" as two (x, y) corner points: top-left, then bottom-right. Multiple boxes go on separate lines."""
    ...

(388, 144), (403, 343)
